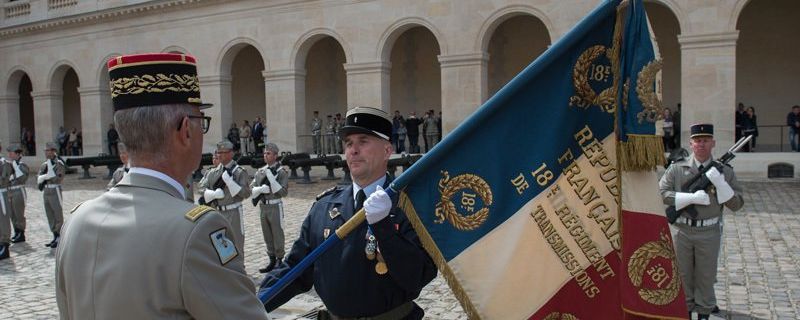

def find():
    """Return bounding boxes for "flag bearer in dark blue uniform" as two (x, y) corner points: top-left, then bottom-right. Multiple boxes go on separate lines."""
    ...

(261, 106), (437, 320)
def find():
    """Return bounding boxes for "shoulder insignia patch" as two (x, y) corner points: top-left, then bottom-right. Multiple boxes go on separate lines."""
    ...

(70, 201), (86, 214)
(316, 186), (339, 201)
(185, 205), (215, 222)
(209, 228), (239, 265)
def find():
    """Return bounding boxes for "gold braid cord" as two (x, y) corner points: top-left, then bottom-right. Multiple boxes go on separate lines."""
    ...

(626, 235), (681, 306)
(619, 135), (665, 172)
(434, 171), (492, 231)
(110, 73), (199, 98)
(544, 312), (579, 320)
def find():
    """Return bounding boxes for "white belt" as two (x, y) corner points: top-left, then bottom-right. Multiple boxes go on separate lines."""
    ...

(46, 184), (61, 189)
(677, 216), (720, 227)
(218, 202), (242, 211)
(9, 186), (25, 190)
(263, 199), (282, 205)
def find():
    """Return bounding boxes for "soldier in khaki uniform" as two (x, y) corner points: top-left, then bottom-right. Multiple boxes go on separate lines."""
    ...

(37, 142), (66, 248)
(250, 143), (289, 273)
(55, 53), (268, 320)
(0, 142), (12, 260)
(659, 123), (744, 320)
(199, 140), (251, 255)
(106, 142), (129, 190)
(7, 144), (30, 244)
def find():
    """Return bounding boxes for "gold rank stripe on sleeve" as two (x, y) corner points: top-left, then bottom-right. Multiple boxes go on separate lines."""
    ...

(184, 205), (215, 222)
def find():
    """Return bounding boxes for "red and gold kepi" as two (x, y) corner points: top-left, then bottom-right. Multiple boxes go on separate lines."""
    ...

(107, 53), (212, 111)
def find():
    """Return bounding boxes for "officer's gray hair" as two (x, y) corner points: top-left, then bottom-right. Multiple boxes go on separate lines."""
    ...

(114, 104), (194, 163)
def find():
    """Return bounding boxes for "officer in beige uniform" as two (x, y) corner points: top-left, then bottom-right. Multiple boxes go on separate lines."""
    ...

(0, 142), (12, 260)
(106, 142), (129, 190)
(55, 53), (268, 320)
(250, 142), (289, 273)
(37, 142), (66, 248)
(659, 123), (744, 320)
(8, 144), (30, 244)
(200, 140), (251, 255)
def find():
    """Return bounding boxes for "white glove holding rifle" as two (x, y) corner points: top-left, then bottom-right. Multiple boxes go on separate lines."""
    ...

(705, 166), (734, 203)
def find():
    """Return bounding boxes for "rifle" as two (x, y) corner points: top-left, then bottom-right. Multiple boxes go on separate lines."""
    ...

(665, 135), (752, 224)
(251, 164), (279, 206)
(198, 167), (229, 207)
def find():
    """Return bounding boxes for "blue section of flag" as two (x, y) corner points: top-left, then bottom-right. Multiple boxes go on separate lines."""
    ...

(618, 0), (658, 140)
(391, 0), (622, 261)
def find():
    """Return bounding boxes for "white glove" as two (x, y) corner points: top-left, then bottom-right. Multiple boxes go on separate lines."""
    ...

(12, 161), (24, 180)
(364, 185), (392, 224)
(221, 170), (242, 196)
(675, 190), (710, 210)
(203, 188), (225, 202)
(37, 175), (47, 185)
(252, 185), (270, 196)
(705, 167), (734, 203)
(265, 169), (282, 193)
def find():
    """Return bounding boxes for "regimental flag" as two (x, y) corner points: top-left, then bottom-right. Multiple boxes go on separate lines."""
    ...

(388, 0), (686, 319)
(617, 1), (687, 319)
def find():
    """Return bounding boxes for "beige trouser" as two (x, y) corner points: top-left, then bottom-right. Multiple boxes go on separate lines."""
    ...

(220, 205), (245, 255)
(9, 188), (26, 230)
(43, 187), (63, 234)
(674, 222), (721, 315)
(259, 202), (285, 259)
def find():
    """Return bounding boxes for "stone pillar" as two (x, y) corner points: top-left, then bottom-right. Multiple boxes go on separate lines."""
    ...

(31, 90), (63, 157)
(438, 53), (488, 135)
(344, 61), (391, 110)
(78, 86), (113, 155)
(264, 69), (305, 153)
(199, 75), (232, 152)
(678, 32), (738, 153)
(0, 94), (20, 146)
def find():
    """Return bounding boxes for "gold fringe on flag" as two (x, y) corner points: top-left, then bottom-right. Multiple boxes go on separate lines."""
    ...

(398, 191), (481, 320)
(619, 134), (665, 172)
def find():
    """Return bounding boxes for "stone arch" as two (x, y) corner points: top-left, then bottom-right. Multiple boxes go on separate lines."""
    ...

(377, 17), (447, 63)
(47, 60), (82, 92)
(730, 0), (753, 31)
(4, 68), (34, 153)
(643, 1), (682, 121)
(291, 27), (352, 70)
(217, 37), (269, 76)
(475, 4), (554, 54)
(162, 45), (190, 54)
(643, 0), (686, 33)
(97, 53), (123, 90)
(5, 66), (32, 95)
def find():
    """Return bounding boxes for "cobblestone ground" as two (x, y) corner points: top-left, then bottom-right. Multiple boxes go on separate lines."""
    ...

(0, 166), (798, 319)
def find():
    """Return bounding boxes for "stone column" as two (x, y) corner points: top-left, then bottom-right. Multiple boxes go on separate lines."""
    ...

(264, 69), (305, 153)
(344, 61), (391, 110)
(78, 86), (113, 155)
(438, 53), (488, 135)
(31, 90), (63, 157)
(0, 94), (20, 146)
(678, 32), (738, 153)
(199, 75), (232, 152)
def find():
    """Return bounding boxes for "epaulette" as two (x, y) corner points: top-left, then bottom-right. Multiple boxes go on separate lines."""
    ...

(185, 205), (215, 222)
(70, 201), (86, 214)
(316, 186), (340, 201)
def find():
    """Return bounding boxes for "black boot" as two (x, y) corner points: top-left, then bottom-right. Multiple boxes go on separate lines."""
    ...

(0, 243), (9, 260)
(259, 255), (278, 273)
(11, 229), (25, 243)
(47, 233), (60, 248)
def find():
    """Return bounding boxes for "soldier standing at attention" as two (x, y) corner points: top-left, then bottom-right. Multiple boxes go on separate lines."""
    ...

(250, 142), (289, 273)
(659, 123), (744, 320)
(324, 114), (336, 154)
(55, 53), (268, 319)
(311, 110), (322, 155)
(37, 142), (65, 248)
(106, 142), (129, 190)
(8, 144), (30, 244)
(200, 140), (251, 255)
(0, 142), (12, 260)
(261, 106), (437, 319)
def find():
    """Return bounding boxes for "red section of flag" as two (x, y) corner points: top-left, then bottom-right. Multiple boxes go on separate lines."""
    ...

(529, 251), (624, 319)
(620, 209), (688, 319)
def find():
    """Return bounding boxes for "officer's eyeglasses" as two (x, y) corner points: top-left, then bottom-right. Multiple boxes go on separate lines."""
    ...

(178, 114), (211, 134)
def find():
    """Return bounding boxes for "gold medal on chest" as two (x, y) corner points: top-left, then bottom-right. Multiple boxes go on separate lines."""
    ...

(375, 261), (388, 275)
